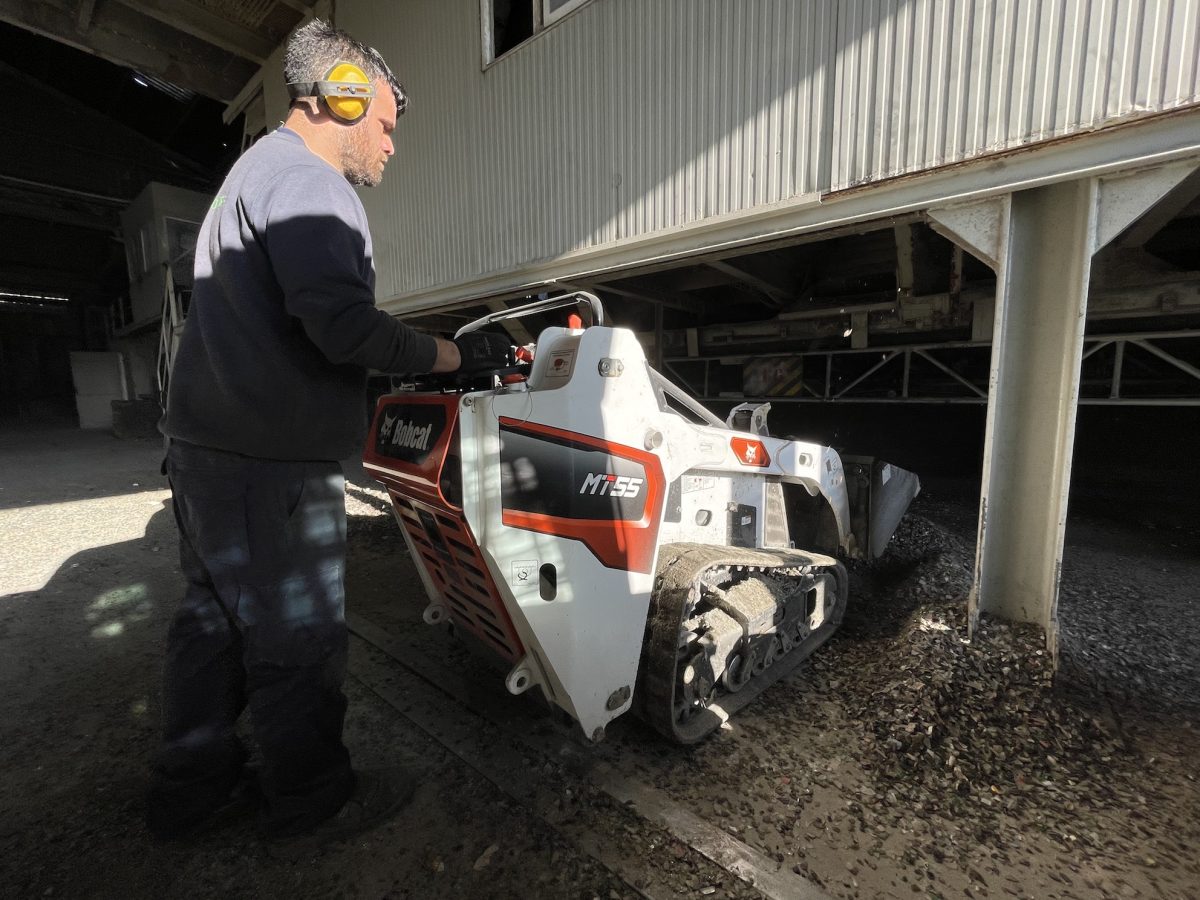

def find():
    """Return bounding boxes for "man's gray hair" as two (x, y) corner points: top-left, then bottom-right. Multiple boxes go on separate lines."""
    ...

(284, 19), (408, 113)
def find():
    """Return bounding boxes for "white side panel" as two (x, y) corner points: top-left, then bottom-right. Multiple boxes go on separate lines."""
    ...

(832, 0), (1200, 190)
(458, 327), (665, 737)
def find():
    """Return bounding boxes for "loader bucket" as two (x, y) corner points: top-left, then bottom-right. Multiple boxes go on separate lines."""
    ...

(842, 456), (921, 559)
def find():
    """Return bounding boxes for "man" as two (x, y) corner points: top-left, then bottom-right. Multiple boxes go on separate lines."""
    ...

(147, 19), (509, 842)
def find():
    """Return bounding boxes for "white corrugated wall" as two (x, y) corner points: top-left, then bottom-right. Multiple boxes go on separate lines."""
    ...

(343, 0), (835, 302)
(334, 0), (1200, 305)
(831, 0), (1200, 189)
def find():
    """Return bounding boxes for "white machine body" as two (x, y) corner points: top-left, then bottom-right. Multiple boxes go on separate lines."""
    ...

(364, 296), (918, 741)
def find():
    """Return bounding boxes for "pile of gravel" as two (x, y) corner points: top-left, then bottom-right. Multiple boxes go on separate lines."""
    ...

(810, 512), (1182, 869)
(847, 611), (1123, 819)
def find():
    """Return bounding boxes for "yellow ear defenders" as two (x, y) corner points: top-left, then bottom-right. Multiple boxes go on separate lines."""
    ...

(287, 62), (375, 123)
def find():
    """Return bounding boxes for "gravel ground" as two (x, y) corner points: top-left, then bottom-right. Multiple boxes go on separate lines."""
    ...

(344, 480), (1200, 900)
(1, 427), (1198, 899)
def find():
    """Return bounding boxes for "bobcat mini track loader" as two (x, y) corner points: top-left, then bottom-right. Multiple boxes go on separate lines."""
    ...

(363, 294), (919, 743)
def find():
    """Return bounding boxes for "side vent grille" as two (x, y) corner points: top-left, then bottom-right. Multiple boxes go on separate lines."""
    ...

(391, 494), (523, 663)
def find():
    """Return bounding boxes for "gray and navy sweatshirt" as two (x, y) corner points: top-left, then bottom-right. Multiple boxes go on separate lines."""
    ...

(161, 127), (438, 461)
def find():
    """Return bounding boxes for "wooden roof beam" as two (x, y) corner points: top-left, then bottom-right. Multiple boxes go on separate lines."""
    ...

(0, 0), (257, 102)
(559, 279), (695, 314)
(114, 0), (277, 64)
(706, 260), (789, 308)
(274, 0), (315, 15)
(75, 0), (95, 30)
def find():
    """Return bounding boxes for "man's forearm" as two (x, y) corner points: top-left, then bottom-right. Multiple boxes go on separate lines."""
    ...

(430, 337), (461, 373)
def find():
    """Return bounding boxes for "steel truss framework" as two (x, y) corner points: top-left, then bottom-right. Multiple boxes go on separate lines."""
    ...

(664, 329), (1200, 407)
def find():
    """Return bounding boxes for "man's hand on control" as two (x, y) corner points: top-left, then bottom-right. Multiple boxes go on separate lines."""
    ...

(453, 331), (512, 373)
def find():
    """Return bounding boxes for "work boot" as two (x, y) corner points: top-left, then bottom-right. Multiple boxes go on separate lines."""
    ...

(146, 767), (261, 841)
(267, 767), (415, 849)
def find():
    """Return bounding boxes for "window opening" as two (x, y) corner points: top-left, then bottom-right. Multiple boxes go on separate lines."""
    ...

(483, 0), (595, 64)
(544, 0), (591, 25)
(490, 0), (535, 60)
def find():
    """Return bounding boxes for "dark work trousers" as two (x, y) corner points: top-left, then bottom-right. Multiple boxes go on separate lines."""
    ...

(148, 439), (355, 834)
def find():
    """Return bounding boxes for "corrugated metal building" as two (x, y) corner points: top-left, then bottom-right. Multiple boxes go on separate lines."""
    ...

(233, 0), (1200, 311)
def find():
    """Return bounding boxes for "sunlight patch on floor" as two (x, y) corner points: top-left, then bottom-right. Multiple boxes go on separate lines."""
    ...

(0, 490), (171, 595)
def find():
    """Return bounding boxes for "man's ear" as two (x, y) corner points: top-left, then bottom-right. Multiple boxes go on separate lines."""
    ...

(293, 97), (322, 118)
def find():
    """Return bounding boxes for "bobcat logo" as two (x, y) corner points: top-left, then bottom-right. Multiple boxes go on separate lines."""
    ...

(381, 413), (434, 452)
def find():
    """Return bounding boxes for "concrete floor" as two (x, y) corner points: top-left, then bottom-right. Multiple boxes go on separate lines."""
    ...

(1, 425), (1197, 900)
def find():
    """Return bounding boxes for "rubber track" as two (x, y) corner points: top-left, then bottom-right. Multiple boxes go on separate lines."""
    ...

(637, 543), (848, 744)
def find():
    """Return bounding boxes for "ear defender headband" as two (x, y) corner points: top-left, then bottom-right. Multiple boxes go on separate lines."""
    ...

(287, 62), (375, 123)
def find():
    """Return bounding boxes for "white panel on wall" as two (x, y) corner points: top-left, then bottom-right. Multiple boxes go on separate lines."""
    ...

(831, 0), (1200, 190)
(69, 352), (129, 430)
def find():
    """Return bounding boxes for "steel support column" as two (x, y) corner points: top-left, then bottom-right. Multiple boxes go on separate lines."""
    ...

(930, 158), (1199, 656)
(971, 180), (1093, 652)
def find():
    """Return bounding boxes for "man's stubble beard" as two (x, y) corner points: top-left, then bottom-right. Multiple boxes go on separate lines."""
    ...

(338, 125), (382, 188)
